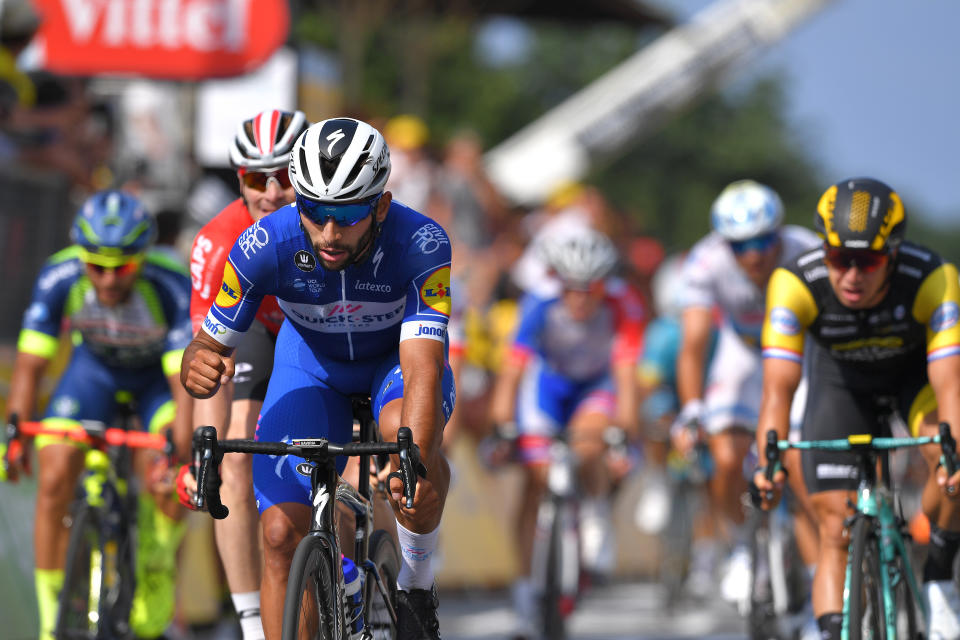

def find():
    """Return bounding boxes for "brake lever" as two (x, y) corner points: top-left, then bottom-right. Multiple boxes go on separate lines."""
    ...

(762, 430), (781, 504)
(388, 426), (426, 509)
(194, 426), (228, 519)
(939, 422), (959, 493)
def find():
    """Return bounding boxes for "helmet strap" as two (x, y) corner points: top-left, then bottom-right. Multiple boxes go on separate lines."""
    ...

(348, 218), (383, 267)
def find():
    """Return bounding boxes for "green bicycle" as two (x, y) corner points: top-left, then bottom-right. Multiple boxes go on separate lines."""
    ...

(762, 422), (960, 640)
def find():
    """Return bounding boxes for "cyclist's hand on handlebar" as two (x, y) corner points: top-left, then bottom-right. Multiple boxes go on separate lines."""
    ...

(936, 465), (960, 498)
(751, 467), (785, 511)
(182, 346), (235, 399)
(0, 437), (33, 483)
(670, 400), (704, 457)
(176, 463), (199, 510)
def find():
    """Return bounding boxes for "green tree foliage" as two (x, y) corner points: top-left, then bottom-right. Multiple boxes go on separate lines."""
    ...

(293, 8), (960, 260)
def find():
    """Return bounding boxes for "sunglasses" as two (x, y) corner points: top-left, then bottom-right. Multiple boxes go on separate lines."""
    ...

(86, 258), (142, 276)
(728, 231), (779, 255)
(296, 193), (381, 227)
(239, 167), (292, 192)
(823, 247), (890, 273)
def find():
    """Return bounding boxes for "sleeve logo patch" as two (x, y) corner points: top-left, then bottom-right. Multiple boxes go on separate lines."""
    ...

(215, 261), (243, 308)
(770, 306), (801, 336)
(419, 266), (451, 316)
(930, 302), (960, 333)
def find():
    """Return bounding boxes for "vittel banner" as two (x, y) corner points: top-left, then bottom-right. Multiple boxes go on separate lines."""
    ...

(33, 0), (288, 79)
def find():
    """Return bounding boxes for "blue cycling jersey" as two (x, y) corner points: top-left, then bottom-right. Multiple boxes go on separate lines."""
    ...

(201, 200), (452, 360)
(19, 246), (192, 371)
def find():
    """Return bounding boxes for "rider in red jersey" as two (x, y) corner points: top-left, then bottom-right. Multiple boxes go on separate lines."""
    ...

(186, 108), (307, 640)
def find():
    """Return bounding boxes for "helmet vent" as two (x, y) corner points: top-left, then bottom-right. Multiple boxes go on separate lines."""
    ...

(298, 146), (313, 186)
(362, 133), (375, 152)
(849, 191), (870, 232)
(344, 152), (368, 187)
(319, 156), (340, 184)
(338, 185), (363, 201)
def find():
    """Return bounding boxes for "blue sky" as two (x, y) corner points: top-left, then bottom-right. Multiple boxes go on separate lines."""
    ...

(664, 0), (960, 224)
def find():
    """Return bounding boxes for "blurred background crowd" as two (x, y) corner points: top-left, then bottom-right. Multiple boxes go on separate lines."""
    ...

(0, 0), (957, 637)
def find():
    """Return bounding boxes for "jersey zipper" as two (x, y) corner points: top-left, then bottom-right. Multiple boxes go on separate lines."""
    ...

(341, 271), (355, 360)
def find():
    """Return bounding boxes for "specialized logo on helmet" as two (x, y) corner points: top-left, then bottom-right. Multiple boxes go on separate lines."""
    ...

(420, 266), (451, 316)
(215, 262), (243, 308)
(326, 129), (345, 156)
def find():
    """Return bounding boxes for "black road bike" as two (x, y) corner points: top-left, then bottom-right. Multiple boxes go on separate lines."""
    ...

(194, 395), (425, 640)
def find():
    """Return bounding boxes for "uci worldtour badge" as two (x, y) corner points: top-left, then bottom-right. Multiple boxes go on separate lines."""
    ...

(294, 250), (317, 272)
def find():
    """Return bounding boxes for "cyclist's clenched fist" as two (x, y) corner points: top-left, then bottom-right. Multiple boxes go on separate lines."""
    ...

(180, 332), (235, 399)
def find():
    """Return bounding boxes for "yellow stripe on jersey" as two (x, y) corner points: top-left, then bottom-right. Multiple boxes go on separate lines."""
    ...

(911, 263), (960, 361)
(762, 268), (818, 361)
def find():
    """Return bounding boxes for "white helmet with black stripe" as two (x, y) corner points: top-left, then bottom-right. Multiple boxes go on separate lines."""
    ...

(229, 109), (309, 170)
(289, 117), (391, 203)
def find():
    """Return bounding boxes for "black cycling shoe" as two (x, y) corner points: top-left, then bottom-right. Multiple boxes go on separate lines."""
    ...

(396, 585), (441, 640)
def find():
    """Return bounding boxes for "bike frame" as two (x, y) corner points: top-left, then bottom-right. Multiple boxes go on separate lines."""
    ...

(777, 434), (946, 640)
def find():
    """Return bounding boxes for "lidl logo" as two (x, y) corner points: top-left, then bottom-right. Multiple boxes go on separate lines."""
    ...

(215, 261), (243, 308)
(420, 266), (451, 316)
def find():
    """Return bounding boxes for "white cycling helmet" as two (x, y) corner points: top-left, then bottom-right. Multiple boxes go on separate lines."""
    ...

(229, 109), (309, 170)
(539, 228), (618, 286)
(651, 253), (687, 319)
(710, 180), (784, 241)
(289, 117), (391, 203)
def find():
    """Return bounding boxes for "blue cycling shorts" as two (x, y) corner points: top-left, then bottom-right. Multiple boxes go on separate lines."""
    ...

(40, 344), (173, 449)
(515, 356), (615, 438)
(253, 321), (455, 513)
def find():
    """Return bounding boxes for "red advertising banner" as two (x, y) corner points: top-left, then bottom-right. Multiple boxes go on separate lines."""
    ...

(33, 0), (290, 79)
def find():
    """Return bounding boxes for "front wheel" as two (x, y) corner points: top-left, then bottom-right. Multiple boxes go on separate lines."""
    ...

(848, 517), (884, 640)
(533, 496), (578, 640)
(56, 504), (102, 640)
(365, 530), (400, 639)
(282, 534), (344, 640)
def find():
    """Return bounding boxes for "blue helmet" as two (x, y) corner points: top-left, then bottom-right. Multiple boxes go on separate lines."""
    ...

(710, 180), (784, 241)
(71, 190), (155, 266)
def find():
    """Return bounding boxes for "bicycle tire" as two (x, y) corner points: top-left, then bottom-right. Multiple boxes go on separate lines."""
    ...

(534, 494), (577, 640)
(848, 516), (884, 640)
(365, 530), (399, 640)
(55, 503), (102, 640)
(888, 552), (919, 640)
(747, 512), (779, 640)
(658, 481), (696, 607)
(282, 534), (344, 640)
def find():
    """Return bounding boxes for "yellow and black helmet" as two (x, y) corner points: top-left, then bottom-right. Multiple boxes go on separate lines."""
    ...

(814, 177), (906, 251)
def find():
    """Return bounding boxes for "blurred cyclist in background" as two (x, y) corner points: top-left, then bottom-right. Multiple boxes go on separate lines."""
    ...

(489, 228), (644, 640)
(181, 108), (308, 640)
(3, 190), (193, 639)
(674, 180), (820, 606)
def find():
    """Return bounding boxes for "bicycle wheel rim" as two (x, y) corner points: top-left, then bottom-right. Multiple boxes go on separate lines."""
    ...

(55, 505), (102, 640)
(848, 517), (885, 640)
(365, 530), (399, 639)
(282, 535), (342, 640)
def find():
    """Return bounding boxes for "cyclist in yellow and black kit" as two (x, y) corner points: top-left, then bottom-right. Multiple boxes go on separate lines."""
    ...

(754, 177), (960, 640)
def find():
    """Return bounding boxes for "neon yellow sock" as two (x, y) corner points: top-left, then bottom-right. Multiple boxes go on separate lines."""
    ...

(129, 496), (186, 639)
(34, 568), (64, 640)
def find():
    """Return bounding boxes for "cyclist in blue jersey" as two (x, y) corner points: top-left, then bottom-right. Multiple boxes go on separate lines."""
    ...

(180, 117), (454, 640)
(3, 190), (193, 640)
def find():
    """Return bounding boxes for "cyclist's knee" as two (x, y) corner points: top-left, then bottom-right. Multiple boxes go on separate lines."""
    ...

(812, 495), (849, 550)
(261, 514), (303, 560)
(36, 448), (83, 505)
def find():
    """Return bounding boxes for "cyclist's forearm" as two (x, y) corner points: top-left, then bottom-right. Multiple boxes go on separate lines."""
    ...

(613, 360), (639, 435)
(398, 341), (446, 457)
(6, 350), (50, 421)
